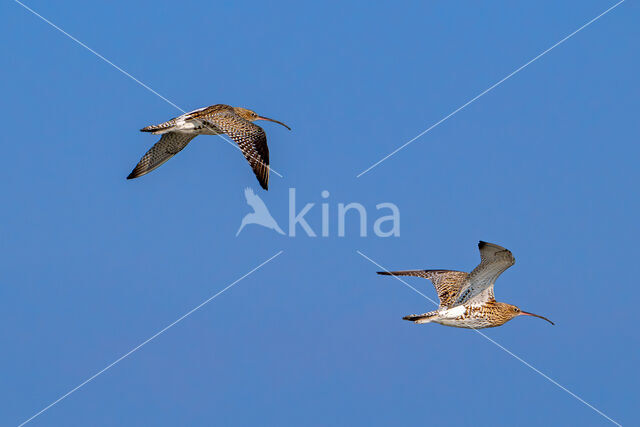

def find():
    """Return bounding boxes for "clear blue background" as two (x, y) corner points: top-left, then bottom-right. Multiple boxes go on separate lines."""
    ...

(1, 1), (638, 425)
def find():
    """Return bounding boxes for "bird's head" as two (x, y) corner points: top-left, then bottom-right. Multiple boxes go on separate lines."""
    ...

(233, 107), (291, 130)
(499, 302), (554, 326)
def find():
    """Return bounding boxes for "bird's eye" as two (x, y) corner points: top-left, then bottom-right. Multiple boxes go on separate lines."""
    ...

(513, 308), (519, 312)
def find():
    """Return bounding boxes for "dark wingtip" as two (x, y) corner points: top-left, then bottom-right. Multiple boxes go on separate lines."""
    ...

(402, 315), (417, 321)
(258, 179), (268, 190)
(478, 240), (488, 248)
(377, 271), (392, 275)
(126, 171), (137, 180)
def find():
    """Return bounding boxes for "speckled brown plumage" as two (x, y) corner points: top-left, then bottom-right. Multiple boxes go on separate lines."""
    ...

(128, 104), (290, 190)
(378, 270), (468, 308)
(378, 241), (554, 329)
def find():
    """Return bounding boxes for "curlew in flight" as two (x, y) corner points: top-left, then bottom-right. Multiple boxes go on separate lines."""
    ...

(127, 104), (290, 189)
(378, 241), (554, 329)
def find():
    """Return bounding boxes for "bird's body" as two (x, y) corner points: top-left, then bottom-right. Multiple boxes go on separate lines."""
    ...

(378, 241), (554, 329)
(128, 104), (290, 190)
(405, 301), (526, 329)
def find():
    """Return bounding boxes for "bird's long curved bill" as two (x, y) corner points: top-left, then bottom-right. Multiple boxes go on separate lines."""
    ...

(520, 311), (554, 325)
(257, 116), (291, 130)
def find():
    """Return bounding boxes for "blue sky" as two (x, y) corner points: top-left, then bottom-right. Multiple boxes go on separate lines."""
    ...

(1, 0), (638, 425)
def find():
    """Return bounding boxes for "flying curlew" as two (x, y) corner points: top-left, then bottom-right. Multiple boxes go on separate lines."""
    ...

(378, 241), (554, 329)
(127, 104), (291, 189)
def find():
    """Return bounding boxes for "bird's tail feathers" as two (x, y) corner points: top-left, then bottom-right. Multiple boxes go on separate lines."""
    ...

(140, 121), (175, 134)
(403, 311), (438, 324)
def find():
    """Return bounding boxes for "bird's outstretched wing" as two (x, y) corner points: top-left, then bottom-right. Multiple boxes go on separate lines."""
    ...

(127, 132), (197, 179)
(456, 241), (515, 305)
(206, 112), (270, 190)
(377, 270), (469, 308)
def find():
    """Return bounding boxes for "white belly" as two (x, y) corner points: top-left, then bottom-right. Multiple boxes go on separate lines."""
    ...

(433, 305), (496, 329)
(434, 318), (493, 328)
(174, 118), (223, 135)
(439, 306), (466, 319)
